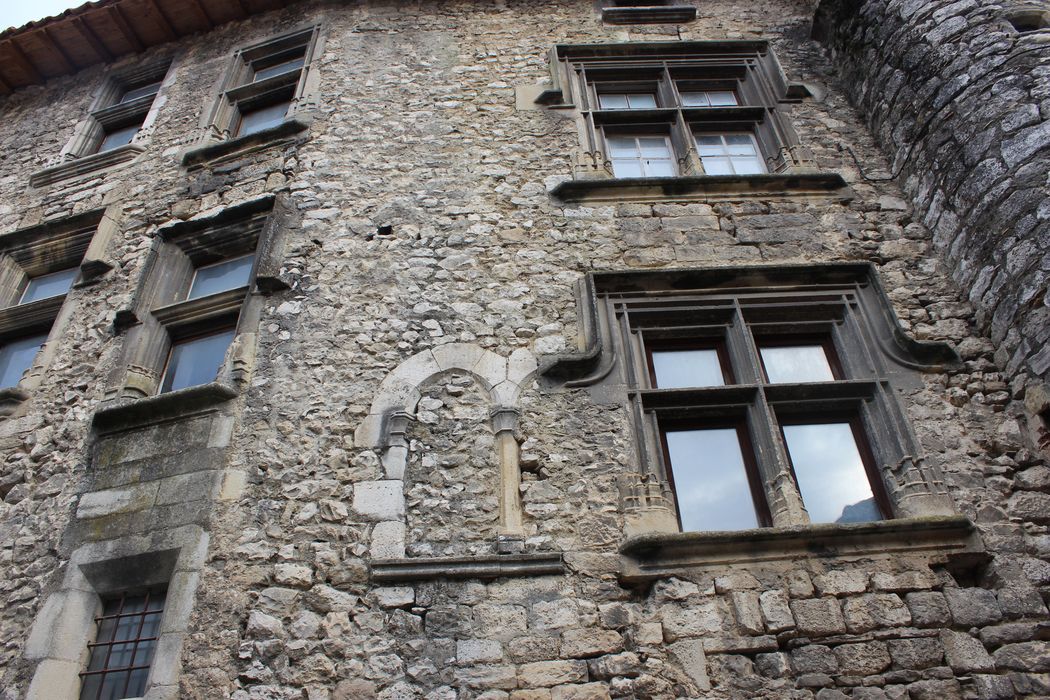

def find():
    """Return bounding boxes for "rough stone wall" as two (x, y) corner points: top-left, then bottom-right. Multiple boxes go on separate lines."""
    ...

(0, 1), (1048, 700)
(812, 0), (1050, 384)
(405, 377), (500, 557)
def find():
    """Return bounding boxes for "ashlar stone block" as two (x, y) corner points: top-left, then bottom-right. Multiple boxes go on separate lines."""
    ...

(352, 480), (405, 520)
(518, 660), (587, 687)
(944, 587), (1003, 627)
(940, 630), (994, 673)
(559, 629), (624, 658)
(759, 589), (796, 632)
(842, 593), (912, 632)
(790, 597), (847, 636)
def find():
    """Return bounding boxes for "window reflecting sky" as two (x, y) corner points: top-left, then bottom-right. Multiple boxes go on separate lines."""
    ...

(161, 330), (235, 393)
(761, 345), (835, 383)
(20, 267), (77, 304)
(665, 427), (758, 531)
(783, 422), (881, 524)
(188, 255), (254, 300)
(651, 348), (725, 388)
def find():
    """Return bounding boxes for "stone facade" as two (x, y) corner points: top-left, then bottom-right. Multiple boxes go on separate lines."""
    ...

(0, 1), (1047, 699)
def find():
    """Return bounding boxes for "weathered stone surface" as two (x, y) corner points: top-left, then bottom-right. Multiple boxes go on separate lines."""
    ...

(843, 593), (912, 632)
(944, 588), (1003, 628)
(834, 642), (892, 675)
(759, 589), (795, 632)
(940, 630), (994, 673)
(887, 637), (944, 670)
(993, 641), (1050, 672)
(907, 592), (952, 628)
(668, 639), (710, 692)
(560, 629), (623, 659)
(518, 661), (588, 688)
(790, 598), (847, 637)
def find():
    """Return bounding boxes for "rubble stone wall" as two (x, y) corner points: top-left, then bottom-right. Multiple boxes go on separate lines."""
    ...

(0, 1), (1047, 699)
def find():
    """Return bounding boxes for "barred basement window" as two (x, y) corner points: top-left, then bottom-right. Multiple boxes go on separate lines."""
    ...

(541, 265), (961, 536)
(201, 26), (323, 143)
(79, 590), (166, 700)
(545, 42), (812, 181)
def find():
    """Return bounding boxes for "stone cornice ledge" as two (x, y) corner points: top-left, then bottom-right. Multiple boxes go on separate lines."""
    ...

(29, 144), (145, 188)
(602, 5), (698, 24)
(619, 516), (979, 583)
(371, 552), (566, 583)
(550, 172), (850, 204)
(181, 117), (310, 168)
(92, 382), (237, 433)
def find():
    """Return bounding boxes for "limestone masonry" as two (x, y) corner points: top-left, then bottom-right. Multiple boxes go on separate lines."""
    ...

(0, 0), (1048, 699)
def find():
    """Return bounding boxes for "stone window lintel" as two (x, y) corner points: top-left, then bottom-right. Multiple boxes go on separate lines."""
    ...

(602, 5), (698, 25)
(370, 552), (566, 583)
(618, 515), (981, 583)
(29, 144), (145, 189)
(180, 115), (310, 168)
(92, 381), (238, 433)
(550, 172), (850, 204)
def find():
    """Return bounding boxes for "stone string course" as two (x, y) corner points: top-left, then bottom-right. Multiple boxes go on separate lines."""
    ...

(0, 1), (1046, 699)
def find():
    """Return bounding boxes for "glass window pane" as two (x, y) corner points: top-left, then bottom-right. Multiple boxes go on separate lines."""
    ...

(725, 135), (758, 155)
(133, 638), (157, 667)
(665, 427), (760, 531)
(121, 595), (147, 614)
(98, 670), (130, 700)
(161, 330), (236, 394)
(188, 255), (254, 300)
(98, 124), (140, 152)
(237, 102), (289, 136)
(606, 136), (637, 157)
(86, 644), (110, 672)
(138, 612), (163, 639)
(695, 135), (724, 153)
(119, 81), (161, 103)
(651, 349), (725, 388)
(731, 156), (766, 174)
(783, 422), (882, 524)
(708, 91), (738, 105)
(760, 345), (835, 383)
(106, 641), (135, 667)
(20, 267), (78, 303)
(78, 673), (102, 700)
(146, 592), (166, 612)
(0, 334), (46, 389)
(627, 93), (657, 108)
(680, 91), (710, 107)
(126, 666), (150, 697)
(113, 616), (139, 642)
(598, 94), (629, 109)
(701, 157), (734, 175)
(645, 159), (676, 177)
(638, 137), (670, 156)
(253, 56), (305, 82)
(611, 159), (643, 178)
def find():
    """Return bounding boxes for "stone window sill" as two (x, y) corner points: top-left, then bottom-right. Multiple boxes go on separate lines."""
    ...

(602, 5), (697, 24)
(29, 144), (145, 188)
(550, 172), (850, 204)
(619, 515), (980, 583)
(181, 116), (310, 168)
(92, 382), (237, 433)
(370, 552), (565, 583)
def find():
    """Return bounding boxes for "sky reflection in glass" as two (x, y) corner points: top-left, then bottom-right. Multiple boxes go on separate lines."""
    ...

(665, 427), (758, 531)
(783, 422), (881, 524)
(760, 345), (835, 383)
(651, 348), (725, 388)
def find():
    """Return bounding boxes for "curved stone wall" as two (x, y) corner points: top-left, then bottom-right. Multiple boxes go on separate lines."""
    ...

(814, 0), (1050, 383)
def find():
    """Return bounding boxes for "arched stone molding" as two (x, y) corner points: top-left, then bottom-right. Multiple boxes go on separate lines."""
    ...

(352, 343), (538, 559)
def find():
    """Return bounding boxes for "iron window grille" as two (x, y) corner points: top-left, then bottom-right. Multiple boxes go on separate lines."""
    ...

(79, 589), (166, 700)
(541, 265), (960, 535)
(543, 42), (813, 180)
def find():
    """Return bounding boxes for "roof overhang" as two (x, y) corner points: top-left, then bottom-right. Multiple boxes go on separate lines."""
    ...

(0, 0), (294, 95)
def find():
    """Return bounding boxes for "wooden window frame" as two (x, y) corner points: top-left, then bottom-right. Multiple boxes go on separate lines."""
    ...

(658, 416), (774, 529)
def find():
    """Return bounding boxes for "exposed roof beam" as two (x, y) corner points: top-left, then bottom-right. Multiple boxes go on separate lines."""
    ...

(6, 39), (44, 83)
(108, 5), (145, 52)
(148, 0), (179, 41)
(39, 28), (78, 72)
(71, 16), (115, 62)
(187, 0), (216, 25)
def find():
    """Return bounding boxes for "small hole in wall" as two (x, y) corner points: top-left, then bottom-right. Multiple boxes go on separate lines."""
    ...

(376, 225), (394, 236)
(1007, 10), (1050, 32)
